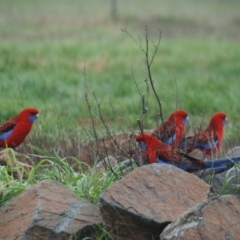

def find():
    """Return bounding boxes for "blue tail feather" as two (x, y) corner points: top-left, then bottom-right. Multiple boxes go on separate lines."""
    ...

(169, 156), (240, 172)
(134, 153), (240, 172)
(202, 157), (240, 170)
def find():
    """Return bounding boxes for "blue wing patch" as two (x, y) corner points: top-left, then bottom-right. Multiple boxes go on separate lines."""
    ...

(0, 129), (13, 141)
(193, 139), (219, 150)
(167, 134), (176, 145)
(139, 142), (147, 150)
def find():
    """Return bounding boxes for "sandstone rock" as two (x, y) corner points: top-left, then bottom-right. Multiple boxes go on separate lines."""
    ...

(0, 150), (34, 179)
(0, 180), (102, 240)
(99, 164), (210, 240)
(223, 146), (240, 159)
(188, 149), (207, 160)
(161, 195), (240, 240)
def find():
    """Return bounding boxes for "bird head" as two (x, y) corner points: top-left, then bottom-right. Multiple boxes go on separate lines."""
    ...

(168, 109), (189, 126)
(209, 112), (227, 130)
(136, 133), (166, 152)
(19, 108), (39, 123)
(136, 133), (159, 147)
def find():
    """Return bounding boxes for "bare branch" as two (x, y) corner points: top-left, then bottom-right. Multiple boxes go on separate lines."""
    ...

(144, 27), (164, 125)
(121, 28), (146, 54)
(172, 69), (180, 110)
(123, 26), (164, 128)
(83, 69), (98, 141)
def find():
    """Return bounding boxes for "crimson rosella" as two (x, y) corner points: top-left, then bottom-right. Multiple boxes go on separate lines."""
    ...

(135, 133), (240, 172)
(135, 133), (205, 172)
(180, 112), (227, 155)
(152, 109), (189, 146)
(0, 108), (39, 148)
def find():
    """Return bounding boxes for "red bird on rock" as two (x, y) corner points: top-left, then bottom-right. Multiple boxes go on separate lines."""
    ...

(180, 112), (227, 155)
(0, 108), (39, 148)
(152, 109), (189, 147)
(133, 132), (240, 173)
(135, 133), (205, 172)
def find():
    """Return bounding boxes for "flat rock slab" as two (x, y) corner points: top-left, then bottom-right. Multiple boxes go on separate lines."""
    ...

(99, 164), (210, 240)
(161, 195), (240, 240)
(0, 180), (102, 240)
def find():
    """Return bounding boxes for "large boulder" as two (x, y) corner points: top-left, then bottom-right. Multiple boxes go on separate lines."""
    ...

(223, 146), (240, 159)
(0, 180), (102, 240)
(161, 195), (240, 240)
(99, 164), (210, 240)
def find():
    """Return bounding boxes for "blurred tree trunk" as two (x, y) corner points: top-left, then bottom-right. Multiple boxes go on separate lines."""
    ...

(110, 0), (117, 20)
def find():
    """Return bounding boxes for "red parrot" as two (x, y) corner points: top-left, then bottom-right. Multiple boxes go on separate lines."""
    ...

(133, 133), (240, 173)
(135, 133), (205, 172)
(180, 112), (227, 155)
(0, 108), (39, 148)
(152, 109), (189, 147)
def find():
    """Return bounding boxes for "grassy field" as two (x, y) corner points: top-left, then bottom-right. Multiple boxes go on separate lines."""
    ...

(0, 0), (240, 149)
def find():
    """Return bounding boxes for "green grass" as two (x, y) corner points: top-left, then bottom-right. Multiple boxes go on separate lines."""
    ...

(0, 0), (239, 166)
(1, 39), (240, 146)
(0, 0), (239, 157)
(0, 147), (127, 205)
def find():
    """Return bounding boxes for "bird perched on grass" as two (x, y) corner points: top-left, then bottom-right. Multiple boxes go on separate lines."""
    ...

(180, 112), (227, 155)
(152, 109), (189, 147)
(0, 108), (39, 148)
(135, 133), (240, 173)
